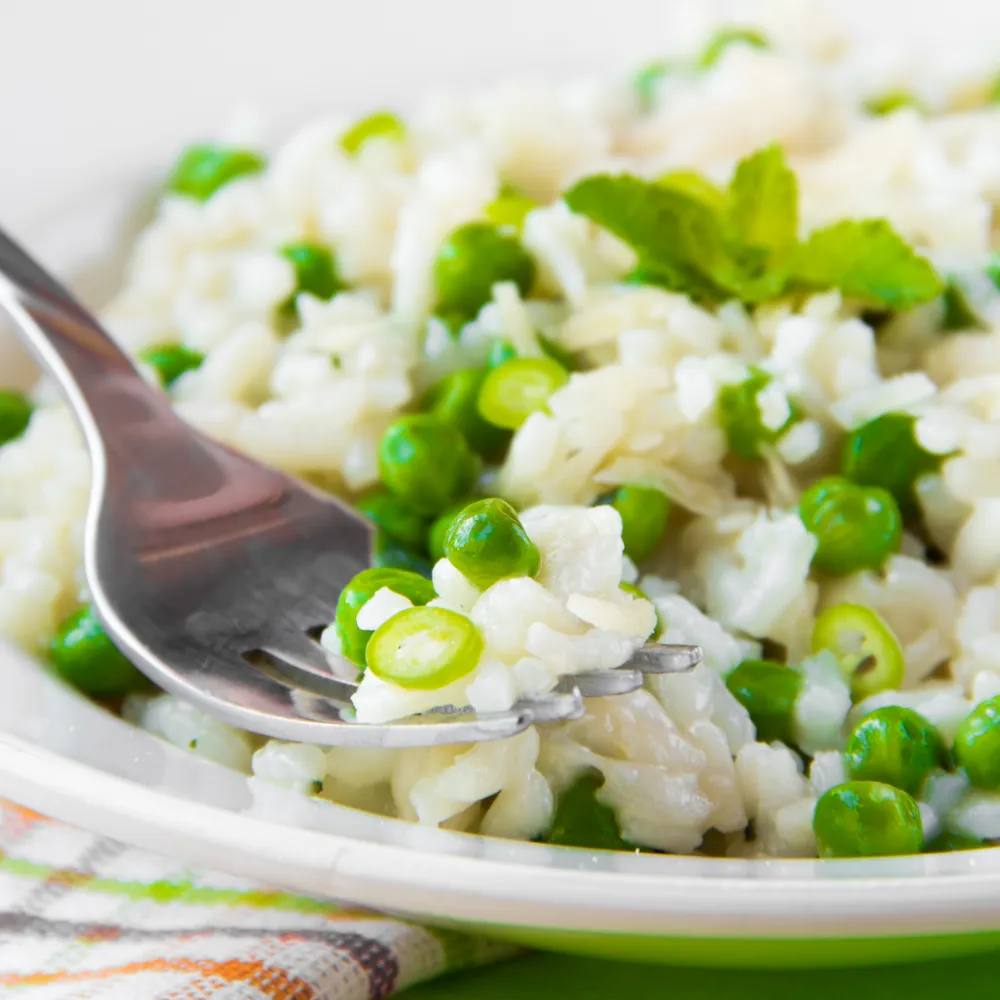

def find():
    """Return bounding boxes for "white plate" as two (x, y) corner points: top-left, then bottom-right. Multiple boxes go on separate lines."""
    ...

(3, 0), (1000, 968)
(7, 633), (1000, 969)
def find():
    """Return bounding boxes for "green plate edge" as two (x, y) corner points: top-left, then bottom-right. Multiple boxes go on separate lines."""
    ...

(467, 923), (1000, 967)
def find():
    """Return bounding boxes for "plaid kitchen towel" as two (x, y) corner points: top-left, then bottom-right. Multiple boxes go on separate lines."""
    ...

(0, 800), (513, 998)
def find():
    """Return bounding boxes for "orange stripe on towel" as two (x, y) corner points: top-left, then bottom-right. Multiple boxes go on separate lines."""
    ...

(0, 801), (46, 837)
(0, 957), (318, 998)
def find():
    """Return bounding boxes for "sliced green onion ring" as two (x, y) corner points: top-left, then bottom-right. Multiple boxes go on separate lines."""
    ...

(366, 606), (483, 690)
(812, 603), (905, 701)
(477, 356), (568, 429)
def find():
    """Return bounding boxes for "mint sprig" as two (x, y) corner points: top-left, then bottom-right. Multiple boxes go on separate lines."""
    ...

(564, 144), (943, 312)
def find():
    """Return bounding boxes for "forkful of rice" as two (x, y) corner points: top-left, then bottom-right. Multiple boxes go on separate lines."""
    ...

(0, 224), (700, 748)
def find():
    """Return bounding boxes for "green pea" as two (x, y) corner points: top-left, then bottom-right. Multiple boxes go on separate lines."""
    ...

(280, 242), (343, 311)
(846, 707), (947, 796)
(954, 695), (1000, 789)
(140, 343), (206, 387)
(334, 567), (436, 666)
(428, 501), (473, 563)
(0, 390), (33, 446)
(367, 606), (483, 690)
(165, 144), (266, 201)
(602, 485), (671, 564)
(992, 69), (1000, 105)
(987, 250), (1000, 291)
(699, 27), (770, 69)
(49, 606), (149, 698)
(813, 781), (924, 858)
(355, 488), (429, 549)
(799, 476), (903, 576)
(444, 498), (540, 590)
(433, 222), (536, 320)
(941, 277), (987, 332)
(864, 90), (927, 116)
(547, 771), (633, 851)
(634, 59), (672, 111)
(717, 368), (797, 460)
(341, 111), (406, 155)
(477, 357), (568, 430)
(371, 530), (435, 579)
(724, 659), (802, 745)
(841, 413), (944, 519)
(484, 192), (537, 232)
(423, 368), (510, 459)
(378, 414), (478, 516)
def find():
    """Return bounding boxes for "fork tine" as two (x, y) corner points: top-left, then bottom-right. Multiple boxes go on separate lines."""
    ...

(548, 643), (701, 701)
(512, 687), (586, 724)
(251, 629), (358, 701)
(559, 667), (644, 698)
(248, 652), (359, 703)
(258, 629), (351, 678)
(629, 643), (703, 673)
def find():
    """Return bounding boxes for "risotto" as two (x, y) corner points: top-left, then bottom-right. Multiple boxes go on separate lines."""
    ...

(3, 13), (1000, 860)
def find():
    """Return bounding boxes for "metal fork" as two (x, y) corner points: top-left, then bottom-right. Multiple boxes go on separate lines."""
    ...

(0, 225), (701, 747)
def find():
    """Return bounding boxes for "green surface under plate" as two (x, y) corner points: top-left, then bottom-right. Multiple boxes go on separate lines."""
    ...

(401, 949), (1000, 999)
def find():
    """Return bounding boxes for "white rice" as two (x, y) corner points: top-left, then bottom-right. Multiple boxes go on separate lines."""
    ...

(3, 5), (1000, 858)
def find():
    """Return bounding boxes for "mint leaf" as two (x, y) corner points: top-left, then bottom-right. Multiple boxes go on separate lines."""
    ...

(729, 144), (798, 252)
(724, 243), (791, 304)
(793, 219), (944, 309)
(699, 27), (769, 69)
(565, 174), (734, 298)
(565, 173), (787, 304)
(658, 169), (730, 214)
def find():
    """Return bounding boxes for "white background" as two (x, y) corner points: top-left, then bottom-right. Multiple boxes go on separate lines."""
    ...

(1, 0), (997, 232)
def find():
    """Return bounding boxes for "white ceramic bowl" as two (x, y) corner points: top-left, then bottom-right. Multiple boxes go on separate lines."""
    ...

(3, 0), (1000, 968)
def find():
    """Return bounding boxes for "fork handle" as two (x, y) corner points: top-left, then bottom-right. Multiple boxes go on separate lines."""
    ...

(0, 225), (179, 463)
(0, 223), (328, 547)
